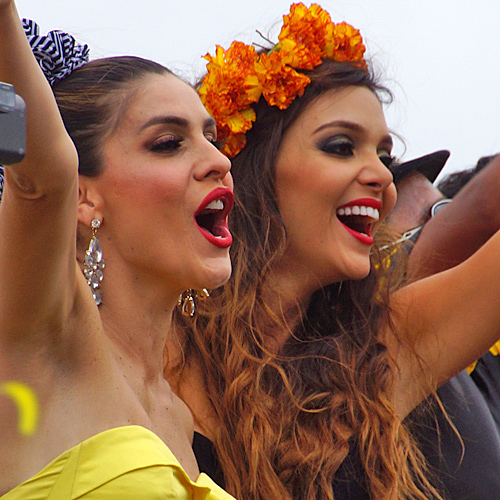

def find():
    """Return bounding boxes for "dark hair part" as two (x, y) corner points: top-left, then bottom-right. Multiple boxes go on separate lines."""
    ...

(53, 55), (173, 176)
(172, 59), (443, 500)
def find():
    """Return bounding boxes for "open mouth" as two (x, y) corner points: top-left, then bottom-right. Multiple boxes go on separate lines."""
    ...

(336, 201), (380, 244)
(195, 187), (234, 248)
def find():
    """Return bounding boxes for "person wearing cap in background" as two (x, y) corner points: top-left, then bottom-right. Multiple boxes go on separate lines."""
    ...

(389, 151), (500, 500)
(387, 150), (451, 245)
(410, 153), (500, 280)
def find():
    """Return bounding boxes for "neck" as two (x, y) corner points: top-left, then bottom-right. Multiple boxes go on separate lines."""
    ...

(164, 325), (219, 440)
(100, 297), (176, 382)
(259, 261), (328, 350)
(94, 258), (184, 380)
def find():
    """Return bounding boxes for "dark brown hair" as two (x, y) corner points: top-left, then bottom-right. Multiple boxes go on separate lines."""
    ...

(172, 60), (441, 500)
(53, 55), (172, 176)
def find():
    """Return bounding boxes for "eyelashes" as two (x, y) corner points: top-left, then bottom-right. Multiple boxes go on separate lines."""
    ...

(151, 137), (183, 153)
(150, 134), (223, 153)
(318, 136), (354, 156)
(318, 135), (395, 167)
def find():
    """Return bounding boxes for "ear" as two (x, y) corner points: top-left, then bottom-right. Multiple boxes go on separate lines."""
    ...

(78, 177), (104, 228)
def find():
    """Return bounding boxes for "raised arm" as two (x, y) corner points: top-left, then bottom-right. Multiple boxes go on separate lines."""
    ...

(388, 224), (500, 417)
(408, 154), (500, 280)
(0, 1), (80, 343)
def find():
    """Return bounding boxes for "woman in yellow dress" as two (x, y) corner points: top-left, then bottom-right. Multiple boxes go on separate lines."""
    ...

(0, 2), (236, 498)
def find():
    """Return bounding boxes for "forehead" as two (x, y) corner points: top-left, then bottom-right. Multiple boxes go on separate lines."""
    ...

(292, 86), (388, 135)
(117, 73), (210, 131)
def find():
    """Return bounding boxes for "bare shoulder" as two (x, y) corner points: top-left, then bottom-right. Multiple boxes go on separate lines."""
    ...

(0, 282), (119, 491)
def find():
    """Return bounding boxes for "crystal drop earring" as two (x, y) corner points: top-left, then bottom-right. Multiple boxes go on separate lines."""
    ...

(84, 219), (105, 306)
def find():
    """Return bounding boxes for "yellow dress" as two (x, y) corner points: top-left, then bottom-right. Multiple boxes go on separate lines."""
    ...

(1, 426), (236, 499)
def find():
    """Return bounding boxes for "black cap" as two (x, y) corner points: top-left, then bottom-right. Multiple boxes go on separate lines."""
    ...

(390, 150), (450, 184)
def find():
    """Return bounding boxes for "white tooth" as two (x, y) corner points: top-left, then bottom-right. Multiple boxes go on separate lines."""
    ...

(345, 207), (352, 216)
(206, 199), (224, 210)
(337, 208), (345, 216)
(360, 206), (367, 216)
(352, 206), (360, 215)
(374, 209), (380, 220)
(366, 207), (374, 218)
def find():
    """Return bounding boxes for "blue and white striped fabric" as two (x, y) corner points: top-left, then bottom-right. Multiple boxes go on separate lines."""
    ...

(0, 165), (4, 202)
(22, 19), (90, 87)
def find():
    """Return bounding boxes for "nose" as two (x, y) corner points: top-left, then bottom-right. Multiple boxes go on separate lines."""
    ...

(358, 154), (394, 192)
(194, 140), (232, 183)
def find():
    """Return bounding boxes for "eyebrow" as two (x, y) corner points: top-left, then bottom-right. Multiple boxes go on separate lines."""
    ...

(314, 120), (393, 147)
(139, 115), (216, 132)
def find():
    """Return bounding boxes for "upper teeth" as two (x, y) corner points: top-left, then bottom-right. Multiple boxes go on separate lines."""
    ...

(337, 205), (380, 220)
(205, 199), (224, 210)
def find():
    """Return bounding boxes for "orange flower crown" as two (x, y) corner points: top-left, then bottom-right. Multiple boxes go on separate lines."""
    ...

(198, 3), (367, 157)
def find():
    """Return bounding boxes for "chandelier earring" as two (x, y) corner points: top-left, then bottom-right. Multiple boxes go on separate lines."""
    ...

(84, 219), (105, 306)
(178, 288), (210, 317)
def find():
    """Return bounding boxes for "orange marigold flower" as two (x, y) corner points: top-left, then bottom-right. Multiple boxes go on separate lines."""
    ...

(278, 38), (321, 70)
(222, 133), (247, 158)
(279, 3), (332, 58)
(329, 22), (367, 69)
(225, 106), (256, 134)
(197, 3), (367, 158)
(199, 41), (261, 135)
(255, 51), (310, 109)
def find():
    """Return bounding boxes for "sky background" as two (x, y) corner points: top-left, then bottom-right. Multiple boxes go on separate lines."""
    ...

(14, 0), (500, 181)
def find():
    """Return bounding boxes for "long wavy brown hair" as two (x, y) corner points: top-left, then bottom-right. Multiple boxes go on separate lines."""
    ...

(170, 60), (443, 500)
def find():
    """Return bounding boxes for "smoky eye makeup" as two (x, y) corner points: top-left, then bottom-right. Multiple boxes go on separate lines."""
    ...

(317, 135), (355, 156)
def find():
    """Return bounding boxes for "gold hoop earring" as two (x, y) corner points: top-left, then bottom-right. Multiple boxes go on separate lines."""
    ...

(178, 288), (210, 317)
(84, 219), (105, 306)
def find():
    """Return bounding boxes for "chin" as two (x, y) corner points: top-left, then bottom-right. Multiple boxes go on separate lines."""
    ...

(198, 260), (232, 291)
(339, 261), (372, 283)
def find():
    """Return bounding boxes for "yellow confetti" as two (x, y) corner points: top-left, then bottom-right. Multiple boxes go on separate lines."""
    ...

(0, 381), (39, 436)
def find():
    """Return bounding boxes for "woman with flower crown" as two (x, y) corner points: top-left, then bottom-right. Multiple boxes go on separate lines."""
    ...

(166, 3), (500, 500)
(0, 1), (237, 498)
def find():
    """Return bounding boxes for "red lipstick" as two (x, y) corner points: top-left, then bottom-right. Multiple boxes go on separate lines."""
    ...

(336, 198), (381, 246)
(195, 187), (234, 248)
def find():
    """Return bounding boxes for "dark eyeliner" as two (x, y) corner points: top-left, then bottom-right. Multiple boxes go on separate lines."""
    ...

(318, 135), (354, 156)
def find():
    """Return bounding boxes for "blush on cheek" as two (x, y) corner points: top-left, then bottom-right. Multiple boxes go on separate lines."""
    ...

(125, 179), (185, 208)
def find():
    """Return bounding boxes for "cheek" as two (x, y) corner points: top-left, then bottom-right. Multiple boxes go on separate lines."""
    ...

(223, 172), (234, 191)
(382, 183), (398, 220)
(120, 173), (187, 207)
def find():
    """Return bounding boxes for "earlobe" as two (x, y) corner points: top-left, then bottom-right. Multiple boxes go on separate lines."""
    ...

(78, 183), (103, 227)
